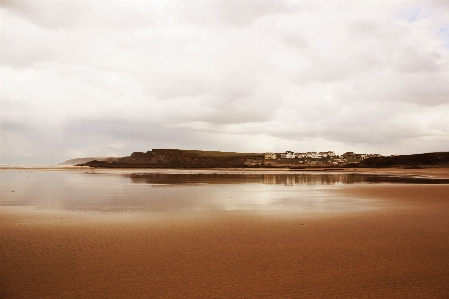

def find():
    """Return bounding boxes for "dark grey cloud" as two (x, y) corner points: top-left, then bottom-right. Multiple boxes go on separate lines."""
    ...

(267, 102), (390, 145)
(293, 54), (381, 84)
(1, 9), (58, 68)
(1, 45), (57, 68)
(152, 71), (255, 100)
(145, 71), (280, 125)
(1, 1), (83, 29)
(282, 34), (308, 50)
(349, 20), (383, 39)
(178, 0), (296, 30)
(63, 117), (196, 144)
(385, 73), (449, 106)
(153, 80), (216, 100)
(392, 46), (444, 74)
(0, 119), (30, 133)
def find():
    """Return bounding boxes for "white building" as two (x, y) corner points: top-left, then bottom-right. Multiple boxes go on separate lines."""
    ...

(280, 151), (296, 159)
(306, 152), (323, 159)
(285, 151), (296, 159)
(264, 153), (277, 160)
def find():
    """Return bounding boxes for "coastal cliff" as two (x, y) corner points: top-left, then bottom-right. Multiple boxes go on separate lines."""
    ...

(78, 149), (264, 168)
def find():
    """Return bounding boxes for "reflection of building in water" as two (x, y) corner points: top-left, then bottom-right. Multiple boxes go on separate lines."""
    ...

(263, 174), (296, 185)
(285, 176), (295, 185)
(125, 172), (428, 186)
(263, 174), (278, 185)
(263, 174), (368, 185)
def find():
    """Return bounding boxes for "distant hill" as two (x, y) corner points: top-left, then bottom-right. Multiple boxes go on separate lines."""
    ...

(59, 157), (120, 166)
(77, 149), (264, 168)
(359, 152), (449, 168)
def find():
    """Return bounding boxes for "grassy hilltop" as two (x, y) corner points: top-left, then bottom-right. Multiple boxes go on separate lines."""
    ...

(359, 152), (449, 168)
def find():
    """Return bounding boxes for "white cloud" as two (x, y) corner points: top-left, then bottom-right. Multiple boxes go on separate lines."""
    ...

(1, 0), (449, 164)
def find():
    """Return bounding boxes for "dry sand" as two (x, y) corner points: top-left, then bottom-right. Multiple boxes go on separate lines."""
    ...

(1, 176), (449, 298)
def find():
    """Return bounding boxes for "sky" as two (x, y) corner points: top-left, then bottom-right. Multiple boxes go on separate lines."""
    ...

(1, 0), (449, 165)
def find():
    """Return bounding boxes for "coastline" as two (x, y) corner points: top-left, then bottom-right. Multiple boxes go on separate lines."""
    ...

(2, 165), (449, 178)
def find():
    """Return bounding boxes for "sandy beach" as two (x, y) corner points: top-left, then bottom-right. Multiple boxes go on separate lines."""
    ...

(1, 169), (449, 298)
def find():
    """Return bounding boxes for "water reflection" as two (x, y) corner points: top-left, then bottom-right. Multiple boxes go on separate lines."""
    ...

(127, 172), (449, 185)
(1, 170), (448, 214)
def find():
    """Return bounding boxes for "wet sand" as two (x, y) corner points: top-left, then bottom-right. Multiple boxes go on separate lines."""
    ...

(2, 178), (449, 298)
(3, 165), (449, 179)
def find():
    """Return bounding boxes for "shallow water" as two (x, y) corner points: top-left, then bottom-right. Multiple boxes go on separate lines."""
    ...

(1, 170), (447, 213)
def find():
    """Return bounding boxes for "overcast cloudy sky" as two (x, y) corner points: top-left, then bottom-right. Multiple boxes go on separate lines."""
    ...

(1, 0), (449, 165)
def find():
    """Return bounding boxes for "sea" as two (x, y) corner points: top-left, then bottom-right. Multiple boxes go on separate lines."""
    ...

(1, 168), (448, 214)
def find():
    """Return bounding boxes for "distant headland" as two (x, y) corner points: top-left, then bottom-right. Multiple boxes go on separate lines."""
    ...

(63, 149), (449, 169)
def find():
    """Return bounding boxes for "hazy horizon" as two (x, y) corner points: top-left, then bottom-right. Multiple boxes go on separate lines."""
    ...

(1, 1), (449, 165)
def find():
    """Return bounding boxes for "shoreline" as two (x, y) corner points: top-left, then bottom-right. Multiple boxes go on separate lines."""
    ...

(2, 166), (449, 178)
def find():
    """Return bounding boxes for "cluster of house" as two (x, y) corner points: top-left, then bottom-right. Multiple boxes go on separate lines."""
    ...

(264, 151), (382, 163)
